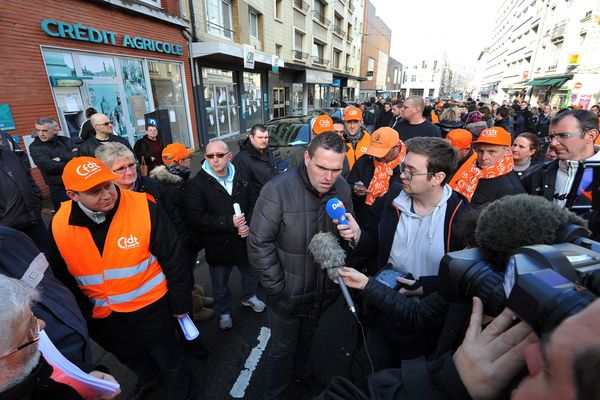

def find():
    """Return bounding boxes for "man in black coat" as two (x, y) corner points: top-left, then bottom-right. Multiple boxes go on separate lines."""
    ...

(186, 140), (265, 331)
(78, 113), (131, 157)
(374, 102), (393, 130)
(232, 123), (277, 201)
(248, 133), (360, 399)
(29, 118), (78, 210)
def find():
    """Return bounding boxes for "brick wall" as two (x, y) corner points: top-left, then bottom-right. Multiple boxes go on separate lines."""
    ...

(0, 0), (196, 196)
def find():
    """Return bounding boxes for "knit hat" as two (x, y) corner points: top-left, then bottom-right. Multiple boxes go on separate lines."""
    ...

(473, 127), (512, 147)
(311, 115), (334, 135)
(162, 143), (194, 164)
(365, 127), (400, 158)
(62, 157), (119, 192)
(447, 129), (473, 150)
(343, 106), (362, 121)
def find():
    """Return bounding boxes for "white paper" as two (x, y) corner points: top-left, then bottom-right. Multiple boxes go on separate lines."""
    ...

(233, 203), (242, 216)
(64, 95), (79, 112)
(209, 114), (214, 126)
(220, 113), (225, 123)
(136, 119), (145, 126)
(39, 331), (120, 397)
(252, 105), (257, 113)
(169, 109), (177, 123)
(232, 107), (236, 116)
(248, 108), (253, 116)
(178, 315), (199, 340)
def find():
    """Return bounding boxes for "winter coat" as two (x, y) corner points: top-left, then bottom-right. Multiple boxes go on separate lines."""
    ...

(247, 163), (354, 318)
(470, 171), (525, 208)
(0, 147), (42, 229)
(464, 121), (488, 138)
(78, 134), (132, 157)
(185, 164), (254, 266)
(133, 134), (164, 170)
(232, 137), (277, 199)
(436, 120), (464, 139)
(374, 110), (393, 130)
(29, 135), (77, 187)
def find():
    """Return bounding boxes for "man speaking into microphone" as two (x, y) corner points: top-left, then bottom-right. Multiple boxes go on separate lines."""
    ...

(248, 132), (360, 399)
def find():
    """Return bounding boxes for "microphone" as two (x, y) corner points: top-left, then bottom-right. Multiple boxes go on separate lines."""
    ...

(308, 232), (357, 315)
(326, 198), (348, 225)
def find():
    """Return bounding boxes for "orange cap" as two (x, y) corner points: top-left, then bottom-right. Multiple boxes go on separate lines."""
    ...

(162, 143), (194, 164)
(311, 115), (334, 135)
(365, 127), (400, 158)
(62, 156), (119, 192)
(343, 106), (362, 121)
(446, 129), (473, 150)
(473, 127), (512, 147)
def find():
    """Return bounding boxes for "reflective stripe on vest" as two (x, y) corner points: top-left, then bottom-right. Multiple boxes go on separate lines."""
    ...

(90, 271), (166, 307)
(74, 255), (158, 286)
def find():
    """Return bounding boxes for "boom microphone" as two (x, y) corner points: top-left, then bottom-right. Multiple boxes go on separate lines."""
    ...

(326, 198), (348, 225)
(308, 232), (357, 315)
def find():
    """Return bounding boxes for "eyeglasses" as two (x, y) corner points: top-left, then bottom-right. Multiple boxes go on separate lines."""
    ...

(0, 313), (40, 361)
(205, 152), (229, 159)
(96, 121), (113, 127)
(399, 162), (433, 180)
(544, 131), (584, 143)
(112, 162), (137, 174)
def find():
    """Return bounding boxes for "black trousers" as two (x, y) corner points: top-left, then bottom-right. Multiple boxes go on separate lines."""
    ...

(265, 308), (320, 400)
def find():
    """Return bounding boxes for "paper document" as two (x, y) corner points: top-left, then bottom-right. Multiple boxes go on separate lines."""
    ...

(178, 314), (200, 340)
(39, 331), (120, 398)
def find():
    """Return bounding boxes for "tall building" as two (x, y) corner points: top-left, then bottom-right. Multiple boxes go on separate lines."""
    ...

(400, 53), (447, 99)
(189, 0), (365, 143)
(359, 0), (391, 100)
(478, 0), (600, 108)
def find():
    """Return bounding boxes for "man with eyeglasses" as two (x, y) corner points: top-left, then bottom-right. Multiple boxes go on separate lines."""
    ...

(185, 140), (265, 331)
(393, 96), (441, 141)
(29, 117), (78, 211)
(522, 109), (600, 208)
(48, 156), (199, 400)
(349, 137), (471, 369)
(78, 113), (131, 157)
(0, 274), (120, 399)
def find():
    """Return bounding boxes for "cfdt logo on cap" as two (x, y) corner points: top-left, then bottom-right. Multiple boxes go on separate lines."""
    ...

(76, 161), (101, 178)
(318, 119), (331, 128)
(481, 129), (498, 137)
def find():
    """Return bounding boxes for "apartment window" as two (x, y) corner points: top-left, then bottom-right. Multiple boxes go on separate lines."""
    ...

(347, 23), (352, 41)
(411, 75), (416, 82)
(428, 89), (435, 97)
(138, 0), (161, 7)
(549, 41), (563, 69)
(313, 0), (330, 26)
(206, 0), (233, 39)
(433, 60), (438, 69)
(249, 10), (259, 38)
(275, 44), (282, 57)
(332, 48), (341, 69)
(422, 61), (427, 69)
(313, 40), (326, 64)
(275, 0), (283, 20)
(345, 54), (351, 71)
(333, 13), (344, 37)
(294, 30), (306, 59)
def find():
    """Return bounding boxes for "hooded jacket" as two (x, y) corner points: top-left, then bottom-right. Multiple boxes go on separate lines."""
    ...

(247, 162), (353, 318)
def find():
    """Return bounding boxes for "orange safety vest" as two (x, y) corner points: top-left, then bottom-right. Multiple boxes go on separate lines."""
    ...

(346, 130), (371, 169)
(449, 152), (478, 190)
(52, 190), (168, 319)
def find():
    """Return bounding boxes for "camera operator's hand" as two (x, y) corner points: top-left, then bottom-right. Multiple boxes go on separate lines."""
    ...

(337, 267), (368, 290)
(453, 297), (538, 400)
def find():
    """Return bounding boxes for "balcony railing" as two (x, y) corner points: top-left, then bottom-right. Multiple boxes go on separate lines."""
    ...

(313, 10), (331, 26)
(312, 56), (330, 65)
(293, 0), (310, 12)
(551, 21), (567, 40)
(346, 34), (353, 43)
(344, 66), (353, 73)
(293, 50), (309, 60)
(349, 0), (354, 12)
(207, 21), (234, 39)
(332, 25), (346, 37)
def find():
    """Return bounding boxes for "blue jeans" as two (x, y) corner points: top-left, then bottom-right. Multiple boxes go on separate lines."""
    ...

(208, 264), (258, 315)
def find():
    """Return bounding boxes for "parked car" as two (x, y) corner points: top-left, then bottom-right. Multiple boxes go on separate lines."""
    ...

(265, 116), (311, 172)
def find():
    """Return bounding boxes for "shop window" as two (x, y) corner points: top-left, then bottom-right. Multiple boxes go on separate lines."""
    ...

(42, 51), (76, 77)
(202, 68), (239, 139)
(149, 61), (191, 147)
(80, 55), (116, 77)
(249, 10), (259, 38)
(120, 58), (151, 139)
(244, 72), (263, 128)
(206, 0), (234, 39)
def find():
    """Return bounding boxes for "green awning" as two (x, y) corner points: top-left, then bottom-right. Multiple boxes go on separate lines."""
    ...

(543, 78), (565, 85)
(525, 78), (549, 86)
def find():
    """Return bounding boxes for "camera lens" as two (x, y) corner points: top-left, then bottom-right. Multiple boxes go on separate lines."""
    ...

(461, 261), (506, 317)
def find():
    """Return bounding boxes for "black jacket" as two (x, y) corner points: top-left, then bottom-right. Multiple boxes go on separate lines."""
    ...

(78, 134), (132, 157)
(133, 134), (164, 170)
(375, 110), (393, 130)
(347, 155), (402, 229)
(436, 120), (464, 139)
(0, 147), (43, 229)
(520, 159), (558, 201)
(232, 137), (277, 199)
(470, 171), (525, 208)
(515, 108), (534, 135)
(185, 164), (254, 266)
(355, 183), (471, 293)
(29, 135), (77, 187)
(248, 163), (354, 317)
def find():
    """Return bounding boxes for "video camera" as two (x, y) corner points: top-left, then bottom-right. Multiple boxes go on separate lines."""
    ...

(438, 224), (600, 336)
(566, 160), (600, 211)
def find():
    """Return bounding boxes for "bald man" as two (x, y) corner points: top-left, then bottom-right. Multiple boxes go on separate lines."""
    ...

(394, 96), (441, 141)
(78, 113), (132, 157)
(185, 140), (265, 331)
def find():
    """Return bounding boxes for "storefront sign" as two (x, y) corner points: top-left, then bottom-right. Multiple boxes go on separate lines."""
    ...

(574, 82), (582, 89)
(568, 54), (580, 65)
(243, 44), (255, 69)
(579, 94), (592, 109)
(41, 20), (183, 56)
(306, 69), (333, 84)
(0, 104), (16, 131)
(271, 55), (279, 74)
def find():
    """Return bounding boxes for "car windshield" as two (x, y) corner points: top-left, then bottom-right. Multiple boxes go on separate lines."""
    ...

(266, 120), (309, 147)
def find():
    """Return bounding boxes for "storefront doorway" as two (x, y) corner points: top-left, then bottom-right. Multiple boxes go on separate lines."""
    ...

(272, 87), (287, 118)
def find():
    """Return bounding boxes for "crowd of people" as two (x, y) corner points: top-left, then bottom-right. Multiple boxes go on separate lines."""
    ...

(1, 93), (600, 400)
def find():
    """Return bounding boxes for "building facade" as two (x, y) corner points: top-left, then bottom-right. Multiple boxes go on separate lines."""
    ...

(0, 0), (196, 193)
(359, 0), (391, 100)
(400, 53), (446, 100)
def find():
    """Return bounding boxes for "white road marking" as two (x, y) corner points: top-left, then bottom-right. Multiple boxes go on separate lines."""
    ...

(229, 326), (271, 398)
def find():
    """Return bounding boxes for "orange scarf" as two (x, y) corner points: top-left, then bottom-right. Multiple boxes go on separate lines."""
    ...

(454, 152), (515, 201)
(449, 152), (477, 190)
(365, 142), (406, 205)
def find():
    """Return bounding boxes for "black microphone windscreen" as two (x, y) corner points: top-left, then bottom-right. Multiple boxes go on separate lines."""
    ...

(308, 232), (346, 270)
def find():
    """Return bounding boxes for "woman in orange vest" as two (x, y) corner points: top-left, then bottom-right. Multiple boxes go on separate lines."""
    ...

(48, 156), (198, 400)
